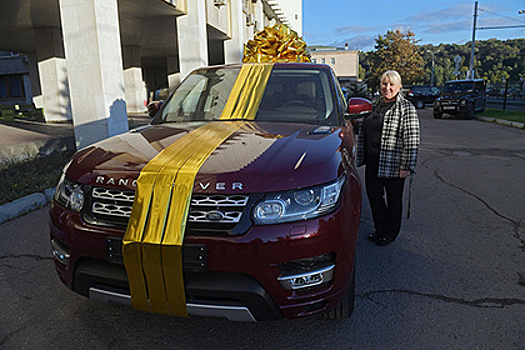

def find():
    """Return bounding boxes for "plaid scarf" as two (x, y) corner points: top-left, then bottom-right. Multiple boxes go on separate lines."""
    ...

(357, 95), (420, 179)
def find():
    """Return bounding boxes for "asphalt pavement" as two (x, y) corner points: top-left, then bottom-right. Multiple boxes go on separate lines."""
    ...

(1, 108), (523, 349)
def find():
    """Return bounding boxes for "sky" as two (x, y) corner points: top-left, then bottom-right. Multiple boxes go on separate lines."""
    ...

(302, 0), (525, 51)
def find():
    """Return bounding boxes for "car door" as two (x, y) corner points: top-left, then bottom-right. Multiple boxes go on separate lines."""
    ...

(474, 81), (486, 110)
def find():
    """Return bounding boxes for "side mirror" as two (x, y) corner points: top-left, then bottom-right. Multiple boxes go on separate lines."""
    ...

(147, 100), (164, 117)
(345, 97), (372, 119)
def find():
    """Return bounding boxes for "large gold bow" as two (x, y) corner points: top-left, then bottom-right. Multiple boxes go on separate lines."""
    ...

(243, 24), (311, 63)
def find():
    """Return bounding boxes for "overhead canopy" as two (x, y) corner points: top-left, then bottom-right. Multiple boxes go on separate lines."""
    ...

(0, 0), (185, 67)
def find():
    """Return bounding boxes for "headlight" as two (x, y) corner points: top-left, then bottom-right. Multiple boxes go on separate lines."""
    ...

(55, 174), (85, 212)
(253, 176), (345, 225)
(460, 99), (467, 106)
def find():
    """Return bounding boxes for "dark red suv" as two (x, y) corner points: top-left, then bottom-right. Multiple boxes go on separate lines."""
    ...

(49, 63), (362, 321)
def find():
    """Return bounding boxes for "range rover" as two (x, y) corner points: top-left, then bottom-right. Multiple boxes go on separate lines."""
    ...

(49, 63), (363, 321)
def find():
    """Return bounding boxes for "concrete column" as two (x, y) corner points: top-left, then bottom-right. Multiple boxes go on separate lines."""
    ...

(224, 0), (245, 64)
(253, 0), (264, 33)
(26, 53), (41, 97)
(34, 27), (72, 123)
(59, 0), (128, 149)
(166, 55), (180, 93)
(176, 0), (208, 80)
(22, 74), (33, 105)
(123, 45), (147, 113)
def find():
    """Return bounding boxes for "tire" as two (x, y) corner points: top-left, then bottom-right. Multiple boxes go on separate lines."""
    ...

(323, 268), (355, 320)
(433, 111), (442, 119)
(465, 104), (475, 120)
(415, 99), (424, 109)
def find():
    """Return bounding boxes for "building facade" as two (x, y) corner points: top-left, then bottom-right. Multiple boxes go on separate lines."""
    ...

(310, 46), (359, 88)
(0, 0), (302, 148)
(0, 52), (32, 106)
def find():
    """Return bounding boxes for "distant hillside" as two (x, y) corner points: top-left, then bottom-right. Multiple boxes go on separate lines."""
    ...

(359, 38), (524, 86)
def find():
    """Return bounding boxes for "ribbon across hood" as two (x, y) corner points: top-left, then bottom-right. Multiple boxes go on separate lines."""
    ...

(122, 64), (273, 316)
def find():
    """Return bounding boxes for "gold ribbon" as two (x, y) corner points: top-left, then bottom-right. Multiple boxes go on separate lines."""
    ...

(243, 24), (311, 63)
(122, 63), (273, 316)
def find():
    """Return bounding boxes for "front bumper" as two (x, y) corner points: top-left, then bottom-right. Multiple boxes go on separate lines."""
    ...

(434, 102), (468, 115)
(49, 180), (360, 321)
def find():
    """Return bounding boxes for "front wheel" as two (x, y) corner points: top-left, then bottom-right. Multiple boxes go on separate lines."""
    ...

(323, 268), (355, 320)
(433, 110), (442, 119)
(415, 99), (424, 109)
(465, 104), (475, 119)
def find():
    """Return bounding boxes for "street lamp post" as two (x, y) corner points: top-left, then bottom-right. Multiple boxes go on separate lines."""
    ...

(427, 50), (439, 86)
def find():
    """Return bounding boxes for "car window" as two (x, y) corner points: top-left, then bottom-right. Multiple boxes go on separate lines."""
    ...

(412, 86), (430, 93)
(256, 69), (334, 123)
(474, 81), (485, 93)
(159, 67), (239, 123)
(444, 82), (473, 94)
(157, 66), (336, 125)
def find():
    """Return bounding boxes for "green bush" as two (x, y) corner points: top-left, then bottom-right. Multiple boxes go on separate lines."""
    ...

(0, 109), (16, 121)
(0, 151), (75, 205)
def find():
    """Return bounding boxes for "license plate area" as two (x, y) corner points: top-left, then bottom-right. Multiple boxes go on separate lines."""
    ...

(443, 106), (456, 110)
(106, 238), (207, 272)
(183, 244), (208, 272)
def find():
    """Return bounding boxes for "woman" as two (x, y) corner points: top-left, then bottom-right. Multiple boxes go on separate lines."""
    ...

(356, 70), (420, 246)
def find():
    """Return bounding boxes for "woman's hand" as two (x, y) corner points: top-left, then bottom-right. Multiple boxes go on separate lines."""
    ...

(400, 170), (410, 178)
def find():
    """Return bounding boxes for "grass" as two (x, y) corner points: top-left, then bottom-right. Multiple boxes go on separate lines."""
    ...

(0, 151), (74, 205)
(478, 109), (525, 124)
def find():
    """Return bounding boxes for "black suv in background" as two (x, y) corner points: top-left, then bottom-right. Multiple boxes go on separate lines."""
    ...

(405, 85), (441, 109)
(433, 79), (486, 119)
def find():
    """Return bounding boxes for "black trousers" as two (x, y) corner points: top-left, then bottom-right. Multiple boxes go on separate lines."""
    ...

(365, 159), (406, 241)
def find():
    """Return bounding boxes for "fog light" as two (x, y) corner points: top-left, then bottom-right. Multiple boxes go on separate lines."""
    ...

(277, 264), (335, 290)
(51, 239), (70, 266)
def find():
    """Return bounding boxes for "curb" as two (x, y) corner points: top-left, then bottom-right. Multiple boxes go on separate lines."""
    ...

(474, 116), (525, 130)
(0, 188), (55, 224)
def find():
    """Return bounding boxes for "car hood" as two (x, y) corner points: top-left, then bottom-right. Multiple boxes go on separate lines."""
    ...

(66, 122), (346, 193)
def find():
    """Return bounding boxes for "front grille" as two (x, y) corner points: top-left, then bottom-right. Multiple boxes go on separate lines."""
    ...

(92, 187), (134, 218)
(106, 237), (207, 272)
(188, 194), (248, 223)
(88, 187), (250, 232)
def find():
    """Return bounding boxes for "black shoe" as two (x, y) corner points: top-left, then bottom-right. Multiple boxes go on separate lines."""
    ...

(376, 237), (394, 246)
(367, 232), (381, 242)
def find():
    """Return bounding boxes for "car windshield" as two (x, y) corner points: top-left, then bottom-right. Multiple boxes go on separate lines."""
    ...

(412, 86), (429, 93)
(154, 66), (335, 125)
(444, 82), (473, 94)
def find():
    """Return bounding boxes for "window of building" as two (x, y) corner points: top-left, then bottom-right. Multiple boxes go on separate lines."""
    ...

(312, 58), (317, 63)
(331, 57), (335, 65)
(0, 74), (25, 99)
(242, 0), (251, 14)
(321, 58), (325, 64)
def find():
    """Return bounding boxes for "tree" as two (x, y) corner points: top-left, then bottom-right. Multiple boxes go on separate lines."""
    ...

(368, 30), (424, 89)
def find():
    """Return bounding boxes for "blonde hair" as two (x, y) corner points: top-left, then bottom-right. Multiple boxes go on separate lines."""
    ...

(381, 70), (402, 87)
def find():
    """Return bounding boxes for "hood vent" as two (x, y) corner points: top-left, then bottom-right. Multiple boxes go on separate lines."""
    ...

(308, 126), (334, 135)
